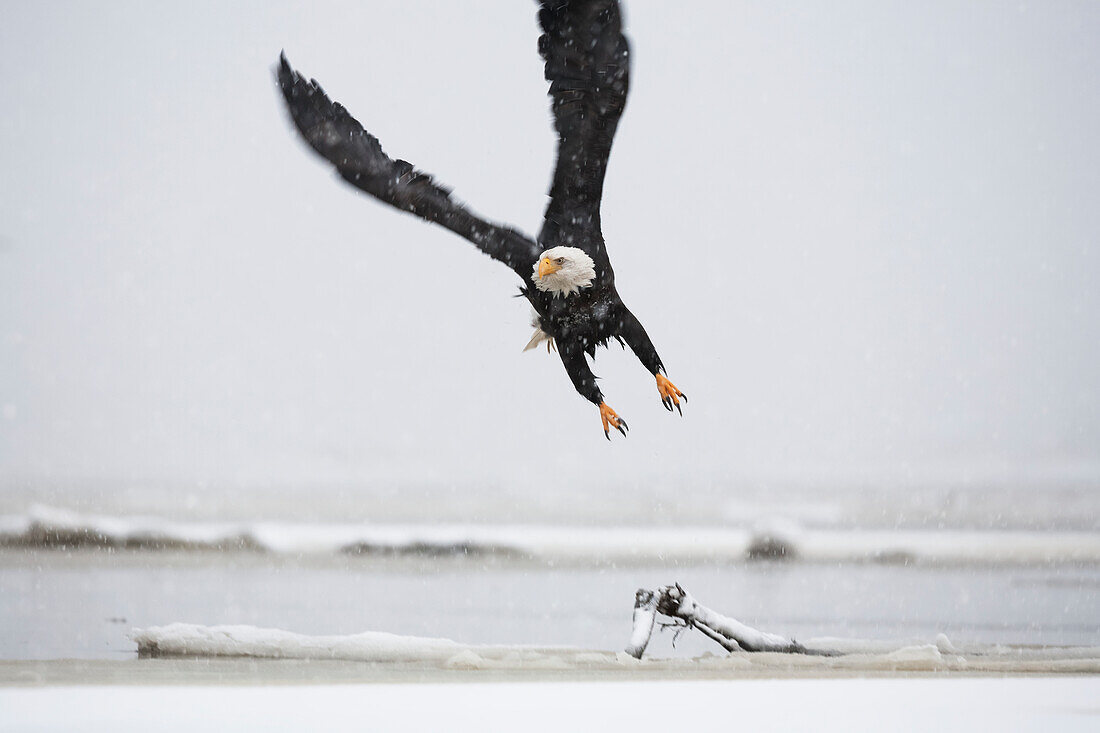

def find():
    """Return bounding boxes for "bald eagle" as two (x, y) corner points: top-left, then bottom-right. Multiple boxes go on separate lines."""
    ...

(277, 0), (685, 439)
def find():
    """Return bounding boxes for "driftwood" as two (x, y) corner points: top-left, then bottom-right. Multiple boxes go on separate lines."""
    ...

(626, 584), (811, 659)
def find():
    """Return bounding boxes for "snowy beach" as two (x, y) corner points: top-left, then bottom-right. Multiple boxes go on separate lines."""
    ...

(2, 678), (1098, 733)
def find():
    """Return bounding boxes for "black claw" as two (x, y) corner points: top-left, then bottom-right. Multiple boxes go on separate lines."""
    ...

(675, 402), (683, 417)
(616, 425), (627, 437)
(604, 429), (611, 441)
(619, 418), (629, 431)
(681, 393), (688, 403)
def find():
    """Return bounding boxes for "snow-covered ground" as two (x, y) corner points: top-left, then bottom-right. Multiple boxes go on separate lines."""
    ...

(2, 678), (1099, 732)
(4, 504), (1099, 564)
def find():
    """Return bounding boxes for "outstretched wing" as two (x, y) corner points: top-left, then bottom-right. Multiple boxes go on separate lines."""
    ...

(277, 53), (541, 278)
(537, 0), (630, 267)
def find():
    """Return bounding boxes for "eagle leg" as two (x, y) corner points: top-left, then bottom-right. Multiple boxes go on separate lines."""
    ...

(656, 374), (687, 416)
(599, 402), (629, 441)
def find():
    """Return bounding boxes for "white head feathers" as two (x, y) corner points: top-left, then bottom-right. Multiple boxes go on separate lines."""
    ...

(532, 246), (596, 297)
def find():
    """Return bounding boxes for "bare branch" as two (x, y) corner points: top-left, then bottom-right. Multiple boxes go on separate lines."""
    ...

(624, 588), (659, 659)
(626, 584), (816, 659)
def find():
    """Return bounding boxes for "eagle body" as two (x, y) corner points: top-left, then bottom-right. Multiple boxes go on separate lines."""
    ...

(523, 277), (663, 407)
(278, 0), (685, 437)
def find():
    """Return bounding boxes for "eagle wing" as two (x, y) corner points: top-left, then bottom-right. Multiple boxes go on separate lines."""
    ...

(537, 0), (630, 268)
(277, 53), (542, 278)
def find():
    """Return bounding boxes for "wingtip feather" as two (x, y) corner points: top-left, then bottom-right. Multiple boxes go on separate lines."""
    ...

(276, 51), (295, 90)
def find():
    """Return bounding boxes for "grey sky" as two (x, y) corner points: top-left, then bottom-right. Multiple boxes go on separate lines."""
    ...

(1, 1), (1098, 498)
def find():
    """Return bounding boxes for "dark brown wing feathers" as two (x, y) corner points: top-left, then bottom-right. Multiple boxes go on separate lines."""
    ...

(537, 0), (630, 264)
(277, 53), (541, 276)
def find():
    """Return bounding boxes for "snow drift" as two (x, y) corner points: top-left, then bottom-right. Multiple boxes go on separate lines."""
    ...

(130, 623), (1100, 674)
(131, 624), (467, 663)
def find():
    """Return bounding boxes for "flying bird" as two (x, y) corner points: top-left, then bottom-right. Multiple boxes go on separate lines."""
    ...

(277, 0), (685, 439)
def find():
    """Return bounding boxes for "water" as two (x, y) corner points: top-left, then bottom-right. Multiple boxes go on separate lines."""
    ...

(3, 550), (1097, 660)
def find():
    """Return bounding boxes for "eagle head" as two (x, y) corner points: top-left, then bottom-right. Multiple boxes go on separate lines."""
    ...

(532, 246), (596, 297)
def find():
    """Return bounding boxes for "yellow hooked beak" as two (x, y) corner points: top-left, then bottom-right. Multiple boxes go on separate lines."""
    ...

(538, 257), (561, 279)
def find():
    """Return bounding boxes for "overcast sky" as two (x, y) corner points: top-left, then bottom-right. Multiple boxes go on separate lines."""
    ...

(1, 1), (1098, 500)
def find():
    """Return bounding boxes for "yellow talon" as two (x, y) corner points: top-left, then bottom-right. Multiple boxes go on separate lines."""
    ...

(598, 402), (628, 440)
(656, 373), (686, 415)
